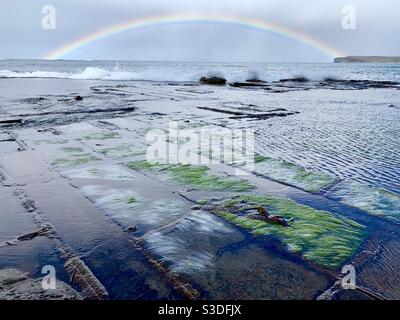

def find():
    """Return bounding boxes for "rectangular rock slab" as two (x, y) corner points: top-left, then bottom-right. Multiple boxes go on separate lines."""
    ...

(0, 150), (55, 185)
(0, 187), (37, 242)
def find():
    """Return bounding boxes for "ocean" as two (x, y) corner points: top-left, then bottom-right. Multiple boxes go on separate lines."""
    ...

(1, 59), (400, 82)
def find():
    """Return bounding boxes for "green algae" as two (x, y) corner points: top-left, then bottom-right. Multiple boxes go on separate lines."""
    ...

(127, 160), (163, 171)
(88, 168), (100, 174)
(244, 157), (338, 193)
(52, 153), (101, 167)
(328, 181), (400, 221)
(127, 196), (137, 204)
(253, 154), (269, 164)
(83, 132), (121, 140)
(207, 195), (366, 269)
(61, 147), (84, 153)
(281, 160), (298, 169)
(168, 165), (254, 192)
(293, 168), (337, 193)
(127, 161), (254, 192)
(52, 147), (95, 167)
(34, 139), (69, 145)
(99, 144), (146, 158)
(195, 199), (209, 206)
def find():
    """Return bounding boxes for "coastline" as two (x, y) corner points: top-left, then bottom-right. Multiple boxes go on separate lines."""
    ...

(1, 65), (400, 300)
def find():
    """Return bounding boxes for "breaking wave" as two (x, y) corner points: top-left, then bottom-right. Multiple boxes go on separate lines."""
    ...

(0, 66), (270, 82)
(0, 67), (175, 81)
(1, 63), (398, 82)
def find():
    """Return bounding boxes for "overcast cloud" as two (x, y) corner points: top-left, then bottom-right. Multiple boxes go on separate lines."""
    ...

(1, 0), (399, 62)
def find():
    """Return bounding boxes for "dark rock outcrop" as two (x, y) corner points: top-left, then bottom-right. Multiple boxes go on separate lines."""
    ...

(334, 56), (400, 63)
(279, 77), (309, 83)
(248, 213), (291, 227)
(127, 226), (137, 233)
(0, 268), (82, 300)
(17, 226), (51, 241)
(200, 76), (227, 85)
(231, 82), (269, 88)
(197, 106), (299, 120)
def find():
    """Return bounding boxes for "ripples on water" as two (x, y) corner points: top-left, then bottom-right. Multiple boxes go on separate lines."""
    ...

(253, 91), (400, 195)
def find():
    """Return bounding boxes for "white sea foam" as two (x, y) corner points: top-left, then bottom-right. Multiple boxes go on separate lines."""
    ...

(0, 66), (269, 82)
(0, 69), (71, 79)
(1, 62), (397, 82)
(0, 67), (197, 81)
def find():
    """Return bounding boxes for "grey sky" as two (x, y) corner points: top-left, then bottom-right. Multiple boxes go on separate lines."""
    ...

(1, 0), (399, 62)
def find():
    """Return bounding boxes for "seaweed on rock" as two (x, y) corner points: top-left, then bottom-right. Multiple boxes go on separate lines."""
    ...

(127, 161), (254, 192)
(201, 195), (366, 269)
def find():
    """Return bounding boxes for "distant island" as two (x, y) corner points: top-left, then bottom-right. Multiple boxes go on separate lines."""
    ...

(334, 56), (400, 63)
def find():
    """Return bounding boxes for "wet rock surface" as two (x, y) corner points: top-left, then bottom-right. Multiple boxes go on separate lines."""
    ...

(0, 268), (81, 300)
(318, 78), (400, 90)
(197, 106), (299, 120)
(0, 77), (399, 300)
(279, 77), (310, 83)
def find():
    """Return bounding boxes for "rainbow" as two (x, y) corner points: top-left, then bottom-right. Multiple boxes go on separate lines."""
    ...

(44, 13), (345, 60)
